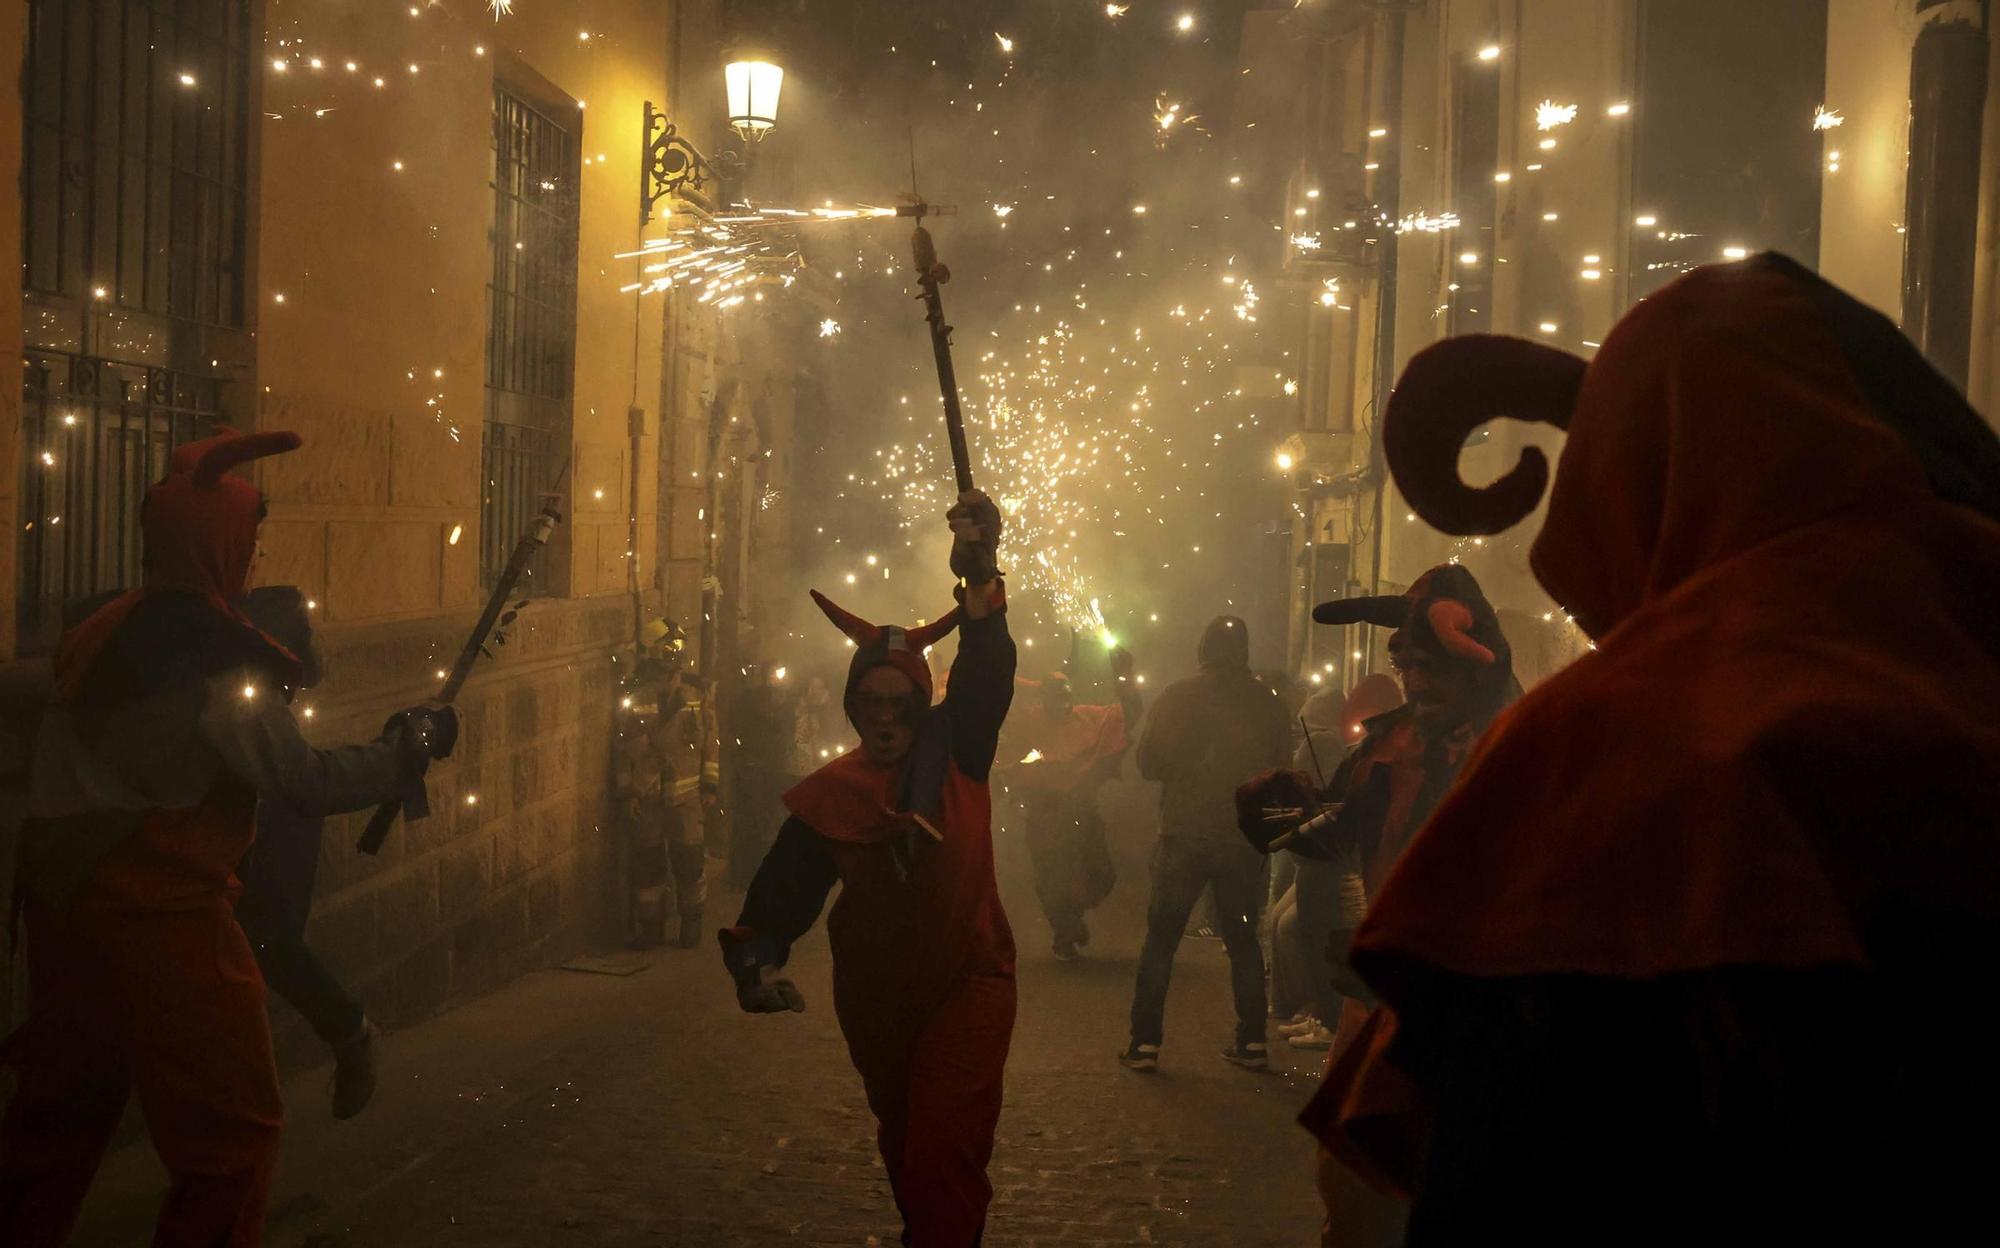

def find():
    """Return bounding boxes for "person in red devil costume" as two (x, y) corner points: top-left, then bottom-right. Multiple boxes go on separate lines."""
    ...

(1, 429), (455, 1246)
(720, 491), (1015, 1247)
(1305, 254), (2000, 1242)
(1005, 650), (1142, 962)
(1238, 564), (1519, 1248)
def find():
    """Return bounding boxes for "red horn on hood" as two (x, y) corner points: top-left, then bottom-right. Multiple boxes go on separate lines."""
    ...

(1383, 335), (1586, 536)
(1427, 599), (1496, 666)
(809, 589), (883, 646)
(190, 429), (303, 489)
(904, 605), (964, 652)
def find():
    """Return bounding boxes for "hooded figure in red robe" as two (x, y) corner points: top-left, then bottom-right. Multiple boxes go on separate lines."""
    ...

(1320, 254), (2000, 1242)
(721, 492), (1015, 1247)
(1004, 650), (1143, 961)
(1, 429), (454, 1247)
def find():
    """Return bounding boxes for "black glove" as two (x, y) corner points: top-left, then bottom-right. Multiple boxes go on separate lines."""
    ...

(1235, 768), (1319, 853)
(718, 927), (807, 1014)
(385, 705), (459, 773)
(947, 490), (1002, 583)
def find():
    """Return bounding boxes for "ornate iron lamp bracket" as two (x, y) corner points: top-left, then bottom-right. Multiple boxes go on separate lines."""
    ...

(642, 101), (742, 224)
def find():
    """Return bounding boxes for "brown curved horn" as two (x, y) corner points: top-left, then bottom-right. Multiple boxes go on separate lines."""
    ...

(1383, 335), (1585, 535)
(191, 430), (302, 489)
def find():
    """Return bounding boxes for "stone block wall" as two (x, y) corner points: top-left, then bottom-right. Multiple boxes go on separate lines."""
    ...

(261, 594), (634, 1062)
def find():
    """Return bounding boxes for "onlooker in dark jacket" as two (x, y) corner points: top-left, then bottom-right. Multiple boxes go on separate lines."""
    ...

(1119, 615), (1292, 1072)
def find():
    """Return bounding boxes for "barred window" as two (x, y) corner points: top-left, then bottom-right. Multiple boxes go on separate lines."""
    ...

(16, 0), (249, 651)
(17, 353), (221, 648)
(22, 0), (252, 325)
(483, 82), (580, 591)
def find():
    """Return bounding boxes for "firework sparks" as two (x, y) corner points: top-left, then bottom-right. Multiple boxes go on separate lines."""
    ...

(487, 0), (514, 20)
(819, 318), (842, 338)
(1812, 104), (1844, 130)
(1535, 99), (1579, 131)
(1395, 210), (1461, 234)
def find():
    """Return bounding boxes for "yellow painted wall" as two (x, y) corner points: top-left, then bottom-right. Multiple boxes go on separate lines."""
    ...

(253, 1), (670, 624)
(1821, 0), (1917, 323)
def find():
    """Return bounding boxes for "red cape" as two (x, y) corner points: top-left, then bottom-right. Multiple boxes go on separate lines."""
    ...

(1330, 260), (2000, 1189)
(1006, 699), (1129, 793)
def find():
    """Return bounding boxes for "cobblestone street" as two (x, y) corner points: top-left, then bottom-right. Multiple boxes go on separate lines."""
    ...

(71, 820), (1326, 1247)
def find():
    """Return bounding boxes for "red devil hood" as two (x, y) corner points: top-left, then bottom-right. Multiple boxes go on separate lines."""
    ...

(56, 428), (304, 702)
(810, 588), (964, 709)
(1353, 255), (2000, 991)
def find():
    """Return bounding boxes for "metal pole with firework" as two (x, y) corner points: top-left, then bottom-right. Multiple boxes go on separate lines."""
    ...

(899, 201), (997, 585)
(356, 457), (571, 854)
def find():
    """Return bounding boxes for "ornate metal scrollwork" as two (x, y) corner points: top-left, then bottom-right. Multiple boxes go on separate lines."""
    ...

(642, 101), (742, 224)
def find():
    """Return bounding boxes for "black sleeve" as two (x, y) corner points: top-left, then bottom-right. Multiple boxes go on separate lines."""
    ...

(734, 816), (839, 968)
(944, 610), (1016, 781)
(198, 668), (410, 818)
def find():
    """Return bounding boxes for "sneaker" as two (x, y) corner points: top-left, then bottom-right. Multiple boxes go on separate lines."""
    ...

(1186, 923), (1218, 940)
(1118, 1041), (1161, 1071)
(1275, 1014), (1318, 1037)
(330, 1018), (379, 1120)
(1051, 937), (1081, 963)
(1287, 1023), (1336, 1051)
(1219, 1041), (1269, 1070)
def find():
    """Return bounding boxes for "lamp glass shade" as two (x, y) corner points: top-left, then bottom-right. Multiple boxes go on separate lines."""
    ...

(725, 60), (784, 138)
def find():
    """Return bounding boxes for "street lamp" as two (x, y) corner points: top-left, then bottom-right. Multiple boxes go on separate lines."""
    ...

(725, 60), (784, 141)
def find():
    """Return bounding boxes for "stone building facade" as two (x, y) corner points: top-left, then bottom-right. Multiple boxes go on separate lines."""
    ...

(1246, 0), (2000, 694)
(0, 0), (807, 1055)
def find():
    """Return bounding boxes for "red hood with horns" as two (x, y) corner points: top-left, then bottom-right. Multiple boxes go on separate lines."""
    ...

(56, 428), (303, 701)
(1314, 254), (2000, 1195)
(1363, 254), (2000, 983)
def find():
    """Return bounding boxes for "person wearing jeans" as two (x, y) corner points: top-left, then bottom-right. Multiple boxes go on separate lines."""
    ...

(1119, 615), (1291, 1071)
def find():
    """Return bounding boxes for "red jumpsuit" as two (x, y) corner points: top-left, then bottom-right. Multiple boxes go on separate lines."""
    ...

(729, 599), (1016, 1247)
(2, 429), (411, 1246)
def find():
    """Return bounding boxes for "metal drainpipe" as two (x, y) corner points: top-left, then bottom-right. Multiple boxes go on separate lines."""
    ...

(1903, 0), (1990, 388)
(1365, 6), (1407, 614)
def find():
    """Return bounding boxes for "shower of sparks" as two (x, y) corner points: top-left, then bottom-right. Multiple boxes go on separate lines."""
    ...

(996, 34), (1015, 55)
(1290, 233), (1321, 251)
(1319, 277), (1341, 307)
(1105, 4), (1129, 16)
(487, 0), (514, 19)
(1153, 99), (1201, 146)
(1535, 100), (1579, 131)
(1395, 210), (1461, 234)
(1233, 280), (1260, 322)
(819, 318), (842, 338)
(615, 204), (897, 304)
(1813, 105), (1845, 130)
(854, 267), (1263, 636)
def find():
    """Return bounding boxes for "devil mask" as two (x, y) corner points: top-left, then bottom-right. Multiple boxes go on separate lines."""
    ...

(809, 589), (964, 713)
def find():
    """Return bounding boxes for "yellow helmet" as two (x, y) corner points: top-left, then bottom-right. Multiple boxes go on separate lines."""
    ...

(641, 617), (687, 653)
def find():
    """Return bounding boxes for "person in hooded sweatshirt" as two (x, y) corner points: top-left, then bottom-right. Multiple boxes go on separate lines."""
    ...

(720, 491), (1014, 1248)
(1119, 615), (1292, 1072)
(0, 429), (454, 1247)
(1312, 254), (2000, 1243)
